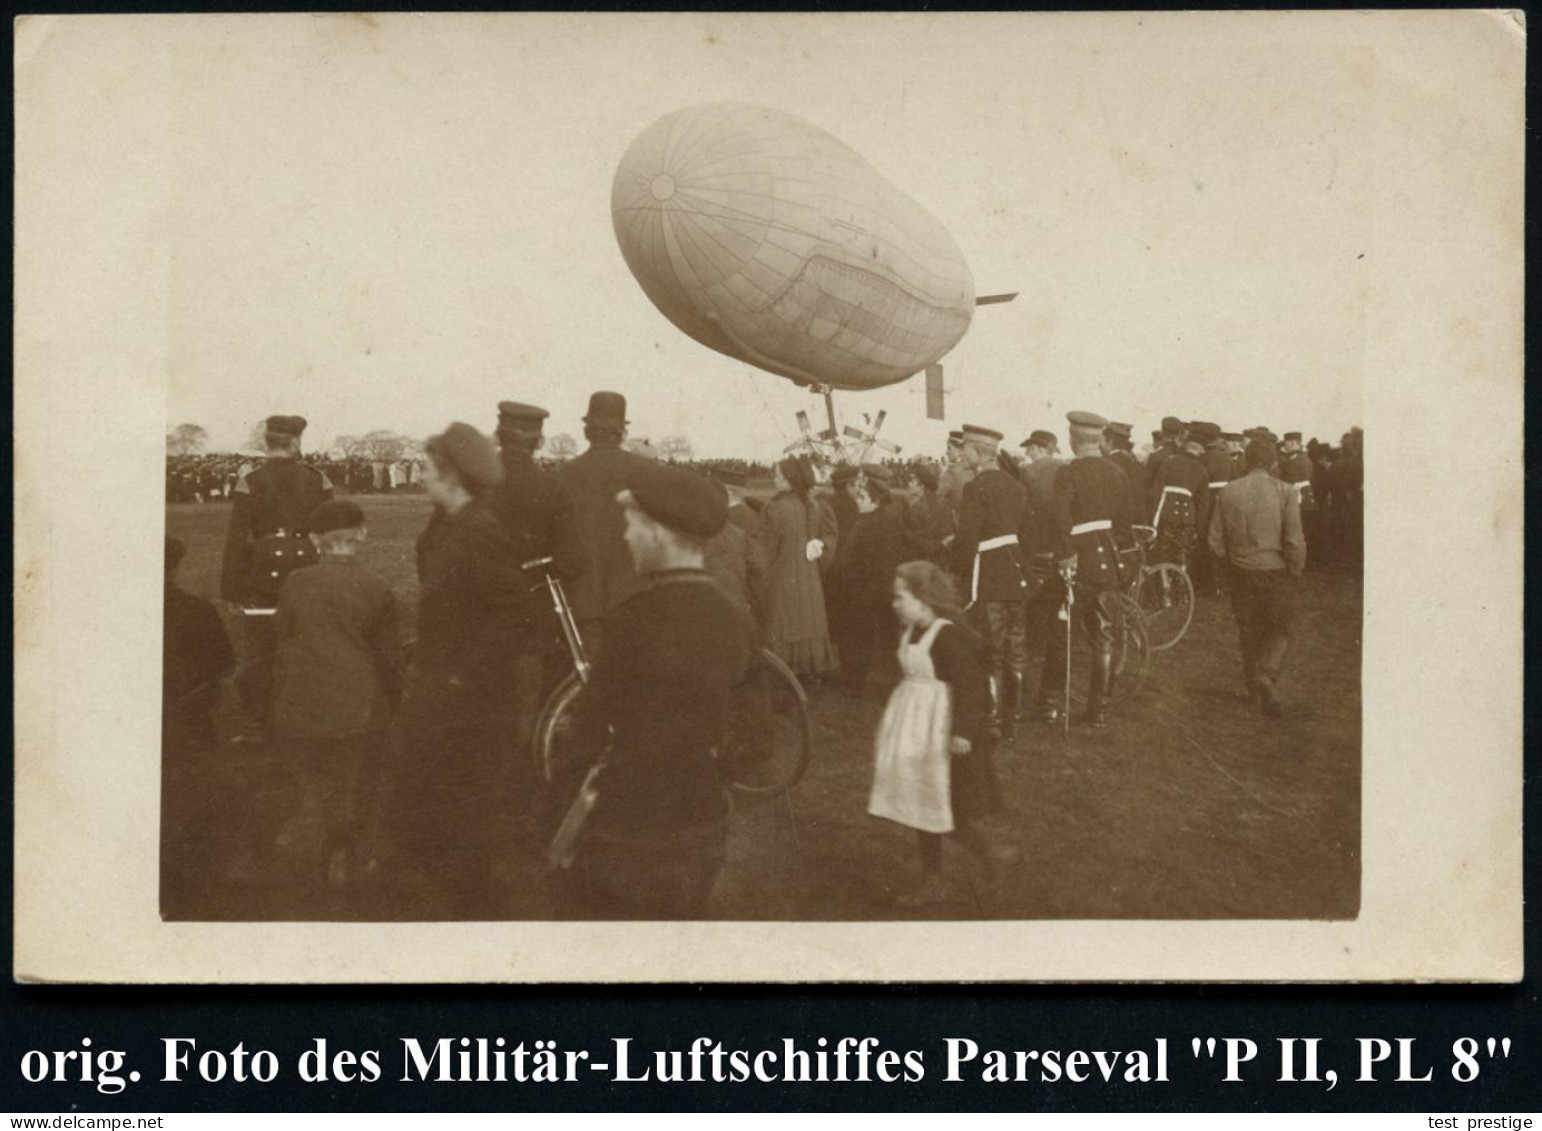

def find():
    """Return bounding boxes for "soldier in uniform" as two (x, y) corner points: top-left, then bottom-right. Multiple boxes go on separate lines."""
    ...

(554, 392), (652, 659)
(1050, 411), (1134, 728)
(1150, 437), (1210, 569)
(1193, 422), (1234, 597)
(1103, 421), (1149, 525)
(1144, 417), (1186, 514)
(952, 424), (1035, 739)
(219, 414), (332, 743)
(563, 462), (755, 918)
(489, 401), (589, 807)
(1279, 431), (1315, 502)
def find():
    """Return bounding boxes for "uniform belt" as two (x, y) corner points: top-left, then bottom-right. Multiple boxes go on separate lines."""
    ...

(967, 534), (1021, 608)
(1208, 481), (1229, 490)
(1070, 520), (1111, 536)
(1162, 486), (1192, 497)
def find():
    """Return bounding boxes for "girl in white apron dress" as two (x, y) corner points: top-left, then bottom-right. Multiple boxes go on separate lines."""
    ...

(870, 561), (1012, 906)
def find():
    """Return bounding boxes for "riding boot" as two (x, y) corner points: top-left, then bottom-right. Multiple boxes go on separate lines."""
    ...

(996, 667), (1018, 741)
(980, 672), (999, 738)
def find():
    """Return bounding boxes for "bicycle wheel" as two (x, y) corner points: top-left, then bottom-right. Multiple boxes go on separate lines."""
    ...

(1136, 562), (1195, 651)
(533, 671), (586, 787)
(1068, 595), (1152, 706)
(717, 648), (814, 794)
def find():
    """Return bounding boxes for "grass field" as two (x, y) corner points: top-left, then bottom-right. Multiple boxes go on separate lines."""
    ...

(168, 493), (1361, 922)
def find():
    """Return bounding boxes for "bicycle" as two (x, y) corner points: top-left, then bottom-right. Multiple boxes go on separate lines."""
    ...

(1065, 589), (1153, 708)
(523, 557), (814, 795)
(1126, 522), (1195, 652)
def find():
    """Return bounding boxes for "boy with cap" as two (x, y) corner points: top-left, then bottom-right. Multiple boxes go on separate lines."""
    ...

(563, 461), (755, 917)
(952, 424), (1036, 738)
(219, 414), (333, 743)
(270, 499), (404, 888)
(1047, 411), (1134, 728)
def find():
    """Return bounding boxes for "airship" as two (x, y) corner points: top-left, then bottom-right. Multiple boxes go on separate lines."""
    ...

(611, 102), (983, 398)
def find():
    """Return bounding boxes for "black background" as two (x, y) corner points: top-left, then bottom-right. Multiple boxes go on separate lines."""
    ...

(5, 0), (1538, 1115)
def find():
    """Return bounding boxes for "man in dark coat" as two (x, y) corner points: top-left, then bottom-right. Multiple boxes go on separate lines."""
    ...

(952, 424), (1036, 738)
(903, 462), (954, 568)
(219, 414), (332, 743)
(1049, 412), (1134, 728)
(1104, 421), (1150, 525)
(845, 465), (913, 690)
(564, 462), (755, 918)
(554, 392), (652, 659)
(162, 536), (236, 917)
(489, 400), (589, 796)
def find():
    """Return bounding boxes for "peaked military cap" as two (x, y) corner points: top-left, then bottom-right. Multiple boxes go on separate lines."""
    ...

(860, 462), (893, 483)
(1105, 421), (1134, 438)
(961, 424), (1004, 445)
(1283, 431), (1303, 442)
(619, 462), (727, 538)
(497, 401), (549, 424)
(266, 415), (308, 436)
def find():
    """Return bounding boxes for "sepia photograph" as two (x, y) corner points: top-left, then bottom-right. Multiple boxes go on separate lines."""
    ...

(14, 11), (1521, 981)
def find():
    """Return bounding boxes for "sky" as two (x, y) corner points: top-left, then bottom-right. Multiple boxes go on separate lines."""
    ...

(162, 13), (1370, 458)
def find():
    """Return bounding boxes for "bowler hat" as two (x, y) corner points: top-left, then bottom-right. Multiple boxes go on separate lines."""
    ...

(1021, 429), (1058, 450)
(583, 391), (628, 426)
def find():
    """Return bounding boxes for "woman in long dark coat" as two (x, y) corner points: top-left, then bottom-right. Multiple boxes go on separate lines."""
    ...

(758, 457), (838, 677)
(391, 422), (526, 919)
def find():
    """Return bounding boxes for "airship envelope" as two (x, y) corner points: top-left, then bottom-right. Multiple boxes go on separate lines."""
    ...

(611, 102), (976, 392)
